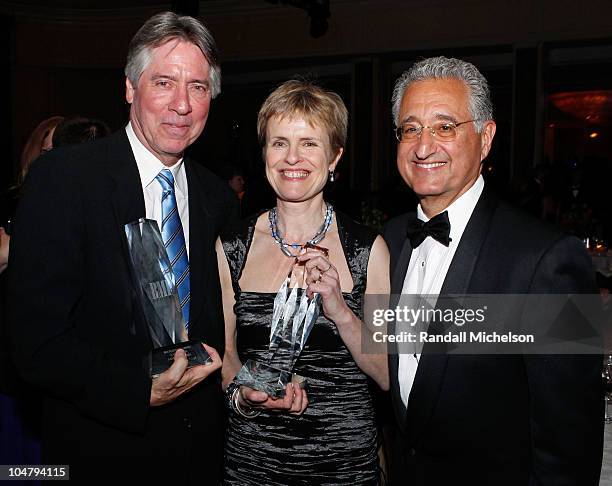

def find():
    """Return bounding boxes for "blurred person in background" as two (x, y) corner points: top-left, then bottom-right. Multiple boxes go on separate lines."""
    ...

(52, 116), (111, 148)
(16, 116), (64, 190)
(1, 114), (114, 466)
(1, 115), (63, 466)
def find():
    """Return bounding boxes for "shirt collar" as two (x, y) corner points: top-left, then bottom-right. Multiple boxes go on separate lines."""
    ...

(125, 122), (185, 193)
(417, 175), (484, 242)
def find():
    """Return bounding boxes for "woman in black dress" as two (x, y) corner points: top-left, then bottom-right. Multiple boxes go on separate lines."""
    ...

(217, 80), (389, 485)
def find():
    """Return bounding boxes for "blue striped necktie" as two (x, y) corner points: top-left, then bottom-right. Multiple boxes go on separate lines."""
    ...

(156, 169), (190, 330)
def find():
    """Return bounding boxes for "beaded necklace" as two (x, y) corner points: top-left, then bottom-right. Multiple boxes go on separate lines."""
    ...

(268, 202), (334, 257)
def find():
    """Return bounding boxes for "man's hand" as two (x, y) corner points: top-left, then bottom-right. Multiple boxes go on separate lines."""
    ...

(150, 343), (221, 407)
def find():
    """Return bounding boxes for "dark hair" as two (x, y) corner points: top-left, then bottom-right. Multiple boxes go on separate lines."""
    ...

(52, 117), (111, 147)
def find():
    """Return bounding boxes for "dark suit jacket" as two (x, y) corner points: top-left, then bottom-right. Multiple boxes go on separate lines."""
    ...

(383, 188), (603, 486)
(8, 131), (238, 483)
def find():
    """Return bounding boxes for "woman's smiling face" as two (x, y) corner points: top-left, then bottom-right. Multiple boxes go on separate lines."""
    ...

(265, 114), (342, 203)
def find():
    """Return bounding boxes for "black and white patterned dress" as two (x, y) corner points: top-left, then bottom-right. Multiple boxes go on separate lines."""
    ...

(221, 211), (380, 486)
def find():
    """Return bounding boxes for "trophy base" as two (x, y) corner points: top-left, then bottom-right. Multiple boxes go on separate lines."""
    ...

(151, 340), (212, 378)
(234, 359), (306, 399)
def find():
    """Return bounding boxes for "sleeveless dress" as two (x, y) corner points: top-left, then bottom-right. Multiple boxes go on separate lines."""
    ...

(221, 211), (380, 486)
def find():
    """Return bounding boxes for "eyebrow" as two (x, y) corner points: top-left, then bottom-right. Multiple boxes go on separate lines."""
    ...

(149, 73), (210, 85)
(150, 73), (176, 81)
(400, 113), (459, 124)
(269, 136), (322, 143)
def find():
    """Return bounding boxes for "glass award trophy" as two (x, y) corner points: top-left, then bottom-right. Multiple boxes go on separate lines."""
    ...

(124, 218), (211, 377)
(234, 254), (322, 398)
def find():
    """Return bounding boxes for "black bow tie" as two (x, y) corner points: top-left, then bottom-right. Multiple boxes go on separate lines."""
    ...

(406, 211), (452, 248)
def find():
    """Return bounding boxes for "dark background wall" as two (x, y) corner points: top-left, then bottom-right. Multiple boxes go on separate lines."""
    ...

(2, 0), (612, 226)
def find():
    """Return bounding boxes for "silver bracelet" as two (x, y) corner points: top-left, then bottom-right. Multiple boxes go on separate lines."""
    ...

(232, 386), (261, 418)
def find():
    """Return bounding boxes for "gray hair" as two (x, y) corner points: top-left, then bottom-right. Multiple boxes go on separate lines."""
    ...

(125, 11), (221, 98)
(391, 56), (493, 132)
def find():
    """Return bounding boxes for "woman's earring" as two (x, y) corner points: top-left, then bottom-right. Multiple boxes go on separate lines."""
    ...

(328, 170), (335, 182)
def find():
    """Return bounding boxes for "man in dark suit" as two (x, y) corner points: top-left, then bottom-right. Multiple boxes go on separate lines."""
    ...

(8, 12), (237, 483)
(383, 57), (603, 485)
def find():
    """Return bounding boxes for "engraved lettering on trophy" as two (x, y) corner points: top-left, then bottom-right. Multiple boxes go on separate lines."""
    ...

(148, 280), (172, 300)
(124, 218), (211, 377)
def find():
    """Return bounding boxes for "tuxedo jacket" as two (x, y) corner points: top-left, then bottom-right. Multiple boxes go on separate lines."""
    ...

(383, 188), (603, 486)
(8, 131), (238, 483)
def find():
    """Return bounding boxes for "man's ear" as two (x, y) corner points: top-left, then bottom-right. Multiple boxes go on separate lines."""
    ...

(479, 120), (496, 161)
(125, 77), (135, 104)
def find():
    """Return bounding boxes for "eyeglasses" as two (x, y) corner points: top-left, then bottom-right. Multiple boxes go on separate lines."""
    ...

(394, 120), (476, 143)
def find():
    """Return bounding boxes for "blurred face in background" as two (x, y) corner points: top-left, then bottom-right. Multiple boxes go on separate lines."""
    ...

(41, 127), (56, 153)
(228, 175), (245, 194)
(18, 116), (64, 186)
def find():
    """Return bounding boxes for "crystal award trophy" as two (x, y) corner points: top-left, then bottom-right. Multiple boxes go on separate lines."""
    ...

(124, 218), (211, 377)
(234, 255), (322, 398)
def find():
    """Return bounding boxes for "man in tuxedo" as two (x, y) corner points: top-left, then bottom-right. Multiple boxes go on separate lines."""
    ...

(383, 57), (603, 485)
(8, 12), (237, 482)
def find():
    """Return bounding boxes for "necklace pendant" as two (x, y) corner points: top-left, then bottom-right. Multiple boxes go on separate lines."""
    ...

(280, 245), (296, 258)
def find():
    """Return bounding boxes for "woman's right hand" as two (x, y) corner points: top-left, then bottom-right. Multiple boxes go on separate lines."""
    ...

(239, 383), (309, 415)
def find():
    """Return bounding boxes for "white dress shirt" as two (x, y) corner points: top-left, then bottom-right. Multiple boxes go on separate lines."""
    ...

(125, 122), (190, 255)
(398, 175), (484, 407)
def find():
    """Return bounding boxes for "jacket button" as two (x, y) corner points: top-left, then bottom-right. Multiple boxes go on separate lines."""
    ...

(183, 418), (192, 429)
(408, 447), (416, 456)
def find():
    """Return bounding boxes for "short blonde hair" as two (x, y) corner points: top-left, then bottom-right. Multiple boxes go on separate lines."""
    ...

(257, 80), (348, 153)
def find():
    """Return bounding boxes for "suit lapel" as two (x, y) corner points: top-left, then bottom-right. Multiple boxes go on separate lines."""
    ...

(406, 187), (497, 443)
(108, 134), (146, 229)
(184, 159), (213, 338)
(389, 232), (414, 433)
(105, 131), (148, 339)
(391, 238), (414, 295)
(439, 188), (496, 296)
